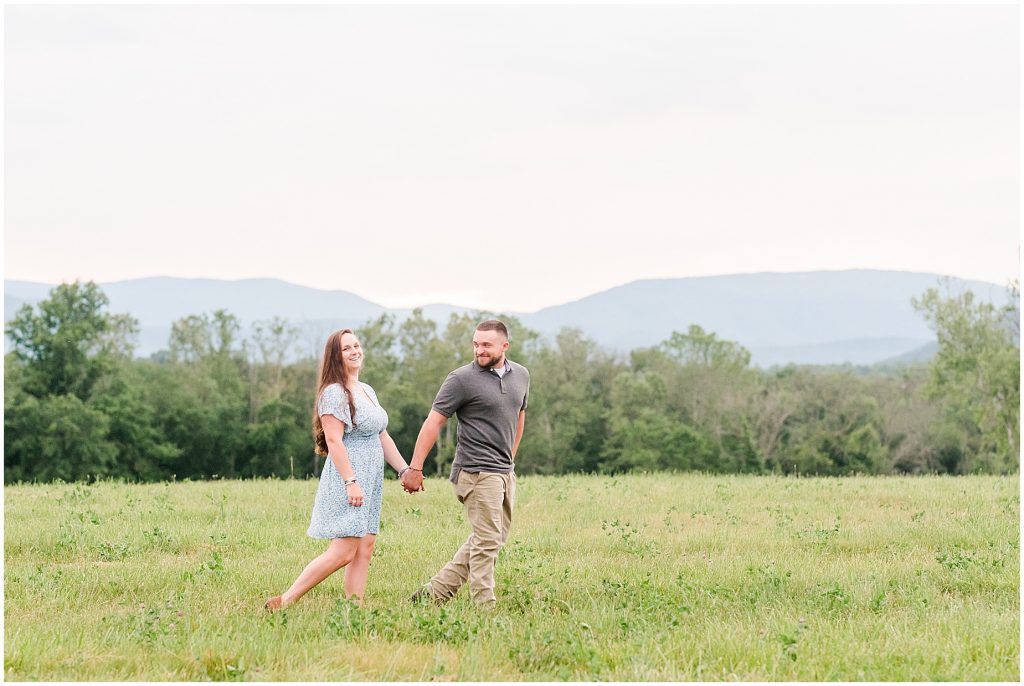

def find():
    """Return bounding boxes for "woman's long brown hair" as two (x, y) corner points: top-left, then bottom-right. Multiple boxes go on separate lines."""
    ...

(312, 329), (359, 456)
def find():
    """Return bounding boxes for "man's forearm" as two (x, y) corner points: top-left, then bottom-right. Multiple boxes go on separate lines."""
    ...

(410, 422), (443, 470)
(512, 412), (526, 461)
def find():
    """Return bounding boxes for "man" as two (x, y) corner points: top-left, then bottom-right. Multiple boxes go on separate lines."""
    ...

(401, 319), (529, 609)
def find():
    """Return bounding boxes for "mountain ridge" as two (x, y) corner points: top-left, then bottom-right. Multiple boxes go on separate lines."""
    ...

(5, 270), (1011, 367)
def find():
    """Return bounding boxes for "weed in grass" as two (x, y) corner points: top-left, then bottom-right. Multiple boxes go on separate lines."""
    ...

(142, 526), (176, 552)
(602, 574), (691, 625)
(196, 652), (247, 681)
(58, 484), (92, 504)
(201, 550), (224, 573)
(869, 589), (888, 614)
(776, 619), (808, 662)
(513, 622), (605, 679)
(264, 608), (288, 629)
(743, 563), (792, 606)
(412, 607), (471, 644)
(97, 540), (132, 561)
(816, 582), (851, 612)
(67, 508), (102, 526)
(498, 540), (547, 612)
(132, 600), (181, 644)
(936, 546), (977, 571)
(714, 482), (734, 502)
(601, 519), (658, 557)
(327, 596), (370, 638)
(796, 517), (841, 546)
(207, 493), (228, 520)
(25, 564), (63, 588)
(183, 550), (224, 581)
(146, 488), (176, 518)
(662, 505), (680, 531)
(56, 521), (87, 554)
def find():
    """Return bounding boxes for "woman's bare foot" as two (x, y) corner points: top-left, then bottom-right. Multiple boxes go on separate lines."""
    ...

(264, 595), (284, 611)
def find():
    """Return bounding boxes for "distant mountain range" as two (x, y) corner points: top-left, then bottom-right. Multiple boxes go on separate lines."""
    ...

(4, 270), (1012, 367)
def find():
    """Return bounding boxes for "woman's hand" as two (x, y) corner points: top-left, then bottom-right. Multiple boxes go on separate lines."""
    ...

(402, 469), (424, 493)
(346, 482), (365, 507)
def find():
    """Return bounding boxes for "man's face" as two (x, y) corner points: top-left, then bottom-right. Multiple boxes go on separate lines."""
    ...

(473, 329), (509, 368)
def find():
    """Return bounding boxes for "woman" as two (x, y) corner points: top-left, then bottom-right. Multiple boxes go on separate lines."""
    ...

(265, 328), (414, 610)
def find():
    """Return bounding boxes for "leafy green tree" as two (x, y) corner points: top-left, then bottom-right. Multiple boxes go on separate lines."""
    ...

(245, 316), (301, 422)
(516, 328), (618, 474)
(913, 282), (1020, 473)
(4, 392), (118, 481)
(632, 326), (761, 472)
(90, 371), (182, 481)
(601, 370), (716, 473)
(3, 282), (158, 482)
(387, 310), (448, 471)
(358, 314), (401, 387)
(774, 369), (889, 475)
(751, 370), (798, 472)
(861, 367), (944, 474)
(157, 310), (248, 477)
(5, 281), (137, 399)
(241, 398), (312, 478)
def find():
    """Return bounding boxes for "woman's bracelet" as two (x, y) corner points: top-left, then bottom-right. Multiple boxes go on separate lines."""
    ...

(398, 467), (410, 479)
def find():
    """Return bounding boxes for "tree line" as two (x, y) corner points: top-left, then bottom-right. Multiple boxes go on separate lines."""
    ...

(4, 280), (1019, 483)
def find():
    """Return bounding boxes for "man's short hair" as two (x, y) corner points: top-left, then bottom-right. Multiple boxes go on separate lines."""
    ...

(476, 319), (509, 339)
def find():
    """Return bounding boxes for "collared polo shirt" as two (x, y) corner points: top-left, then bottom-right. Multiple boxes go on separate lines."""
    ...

(431, 358), (530, 483)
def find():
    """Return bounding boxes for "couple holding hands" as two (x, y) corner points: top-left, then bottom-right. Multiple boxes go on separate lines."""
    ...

(264, 319), (529, 611)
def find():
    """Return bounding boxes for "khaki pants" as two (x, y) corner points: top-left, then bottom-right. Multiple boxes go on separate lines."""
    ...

(429, 470), (515, 608)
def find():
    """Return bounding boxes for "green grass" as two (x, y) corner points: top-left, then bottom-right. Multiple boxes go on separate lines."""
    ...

(4, 474), (1019, 681)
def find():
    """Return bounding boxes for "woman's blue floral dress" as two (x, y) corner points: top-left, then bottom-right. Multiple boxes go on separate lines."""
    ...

(307, 382), (387, 539)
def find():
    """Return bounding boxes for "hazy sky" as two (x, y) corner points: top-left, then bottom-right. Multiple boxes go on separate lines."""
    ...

(4, 4), (1019, 312)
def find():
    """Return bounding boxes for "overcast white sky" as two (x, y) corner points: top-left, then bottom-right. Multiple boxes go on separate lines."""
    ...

(4, 3), (1019, 312)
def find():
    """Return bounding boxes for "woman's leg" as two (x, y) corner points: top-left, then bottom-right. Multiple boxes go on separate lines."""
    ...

(268, 537), (360, 609)
(343, 534), (377, 604)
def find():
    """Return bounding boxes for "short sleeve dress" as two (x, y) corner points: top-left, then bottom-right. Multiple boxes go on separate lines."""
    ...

(307, 382), (388, 539)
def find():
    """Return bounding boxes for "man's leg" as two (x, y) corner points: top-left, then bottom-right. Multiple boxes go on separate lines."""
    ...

(465, 472), (512, 608)
(426, 472), (478, 602)
(427, 536), (472, 602)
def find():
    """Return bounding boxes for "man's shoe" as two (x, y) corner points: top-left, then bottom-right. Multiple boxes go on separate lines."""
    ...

(409, 584), (436, 604)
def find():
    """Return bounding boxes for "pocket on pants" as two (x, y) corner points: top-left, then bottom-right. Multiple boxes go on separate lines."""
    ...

(454, 470), (476, 503)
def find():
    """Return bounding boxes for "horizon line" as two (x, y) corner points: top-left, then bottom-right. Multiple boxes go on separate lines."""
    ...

(4, 267), (1014, 315)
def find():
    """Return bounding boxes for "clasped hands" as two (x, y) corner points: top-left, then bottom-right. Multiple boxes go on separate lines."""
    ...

(401, 468), (424, 494)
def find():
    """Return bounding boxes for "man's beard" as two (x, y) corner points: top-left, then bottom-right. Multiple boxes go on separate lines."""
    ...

(477, 353), (503, 369)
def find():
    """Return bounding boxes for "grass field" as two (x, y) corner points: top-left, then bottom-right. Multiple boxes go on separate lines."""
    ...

(3, 473), (1019, 681)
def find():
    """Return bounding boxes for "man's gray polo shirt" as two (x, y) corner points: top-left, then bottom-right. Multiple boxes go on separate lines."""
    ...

(431, 358), (530, 483)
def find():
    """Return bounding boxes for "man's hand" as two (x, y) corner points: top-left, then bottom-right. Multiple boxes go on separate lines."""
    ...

(401, 469), (424, 493)
(404, 411), (446, 495)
